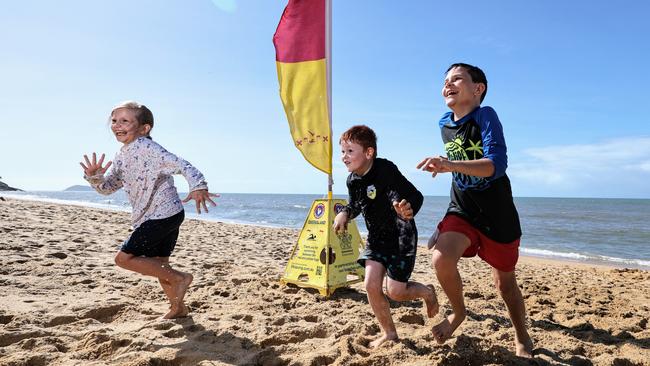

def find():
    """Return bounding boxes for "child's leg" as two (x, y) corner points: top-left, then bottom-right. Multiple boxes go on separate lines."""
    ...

(385, 279), (439, 318)
(152, 257), (174, 303)
(158, 277), (174, 303)
(155, 257), (193, 316)
(364, 260), (397, 348)
(160, 264), (192, 318)
(492, 268), (533, 358)
(430, 232), (471, 344)
(114, 251), (192, 317)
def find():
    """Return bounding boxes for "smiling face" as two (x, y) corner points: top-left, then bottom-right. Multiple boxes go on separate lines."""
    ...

(340, 140), (374, 176)
(110, 108), (150, 145)
(442, 66), (485, 116)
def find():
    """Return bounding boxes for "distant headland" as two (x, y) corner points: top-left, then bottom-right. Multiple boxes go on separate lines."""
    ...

(63, 185), (94, 192)
(0, 179), (21, 191)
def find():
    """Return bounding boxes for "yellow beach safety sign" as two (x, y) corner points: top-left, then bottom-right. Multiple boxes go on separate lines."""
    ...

(281, 198), (365, 296)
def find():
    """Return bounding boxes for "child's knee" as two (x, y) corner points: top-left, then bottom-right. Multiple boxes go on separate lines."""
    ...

(494, 274), (517, 295)
(114, 251), (130, 268)
(386, 284), (407, 301)
(431, 252), (454, 272)
(496, 281), (514, 296)
(364, 279), (383, 296)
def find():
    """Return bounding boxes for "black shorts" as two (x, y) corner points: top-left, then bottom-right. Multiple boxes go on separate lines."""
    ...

(121, 210), (185, 258)
(357, 249), (416, 283)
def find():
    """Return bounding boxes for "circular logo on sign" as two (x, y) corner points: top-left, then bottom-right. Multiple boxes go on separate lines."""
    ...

(334, 203), (345, 214)
(313, 203), (325, 219)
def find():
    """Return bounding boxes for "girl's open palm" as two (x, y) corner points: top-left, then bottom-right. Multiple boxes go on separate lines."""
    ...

(182, 190), (220, 214)
(80, 153), (112, 176)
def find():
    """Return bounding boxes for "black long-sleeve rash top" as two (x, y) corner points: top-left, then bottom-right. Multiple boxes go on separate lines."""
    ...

(343, 158), (424, 256)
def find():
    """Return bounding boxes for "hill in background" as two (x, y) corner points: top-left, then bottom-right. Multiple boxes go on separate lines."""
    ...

(63, 185), (94, 192)
(0, 180), (21, 191)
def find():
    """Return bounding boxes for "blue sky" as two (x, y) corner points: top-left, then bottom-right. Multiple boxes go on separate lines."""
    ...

(1, 0), (649, 198)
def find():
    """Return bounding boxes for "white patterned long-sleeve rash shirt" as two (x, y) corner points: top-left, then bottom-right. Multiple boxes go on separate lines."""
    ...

(85, 137), (208, 229)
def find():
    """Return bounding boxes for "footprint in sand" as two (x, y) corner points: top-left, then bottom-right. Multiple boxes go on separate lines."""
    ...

(303, 315), (318, 323)
(398, 312), (425, 325)
(163, 327), (185, 338)
(49, 252), (68, 260)
(271, 317), (286, 326)
(80, 303), (127, 323)
(215, 290), (231, 298)
(260, 325), (329, 347)
(231, 314), (253, 323)
(44, 315), (79, 327)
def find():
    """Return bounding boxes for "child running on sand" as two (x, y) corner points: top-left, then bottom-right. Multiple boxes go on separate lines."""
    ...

(418, 63), (533, 357)
(80, 101), (218, 319)
(334, 125), (438, 348)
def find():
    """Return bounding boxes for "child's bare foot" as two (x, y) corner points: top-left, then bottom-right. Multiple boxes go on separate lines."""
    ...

(515, 337), (534, 358)
(369, 333), (398, 349)
(424, 285), (439, 318)
(163, 303), (190, 319)
(432, 312), (465, 344)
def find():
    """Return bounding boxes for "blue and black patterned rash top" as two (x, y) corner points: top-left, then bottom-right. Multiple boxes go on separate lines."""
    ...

(85, 137), (208, 229)
(439, 106), (521, 243)
(343, 158), (424, 257)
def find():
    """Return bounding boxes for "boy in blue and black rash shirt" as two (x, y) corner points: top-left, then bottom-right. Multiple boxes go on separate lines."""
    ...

(334, 125), (438, 349)
(417, 63), (533, 357)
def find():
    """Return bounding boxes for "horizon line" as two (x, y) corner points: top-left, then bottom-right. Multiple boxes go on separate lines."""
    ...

(2, 188), (649, 201)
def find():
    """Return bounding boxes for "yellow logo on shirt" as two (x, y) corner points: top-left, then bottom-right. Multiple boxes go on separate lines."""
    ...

(367, 185), (376, 199)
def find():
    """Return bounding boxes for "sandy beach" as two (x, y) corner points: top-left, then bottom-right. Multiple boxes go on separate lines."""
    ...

(0, 197), (648, 366)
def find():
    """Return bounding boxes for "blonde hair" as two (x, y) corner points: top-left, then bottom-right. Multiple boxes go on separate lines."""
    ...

(109, 100), (154, 136)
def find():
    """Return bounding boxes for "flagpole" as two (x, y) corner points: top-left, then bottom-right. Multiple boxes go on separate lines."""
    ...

(326, 0), (333, 200)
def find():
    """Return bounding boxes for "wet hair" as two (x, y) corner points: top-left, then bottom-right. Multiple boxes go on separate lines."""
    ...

(340, 125), (377, 158)
(110, 100), (154, 137)
(446, 63), (488, 103)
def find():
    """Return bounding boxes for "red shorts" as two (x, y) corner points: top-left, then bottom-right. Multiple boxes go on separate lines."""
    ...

(436, 214), (520, 272)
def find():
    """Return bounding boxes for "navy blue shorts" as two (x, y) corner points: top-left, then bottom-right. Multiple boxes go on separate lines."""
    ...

(357, 249), (416, 283)
(121, 210), (185, 258)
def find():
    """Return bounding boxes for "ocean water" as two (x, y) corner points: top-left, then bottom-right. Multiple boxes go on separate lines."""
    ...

(2, 191), (649, 269)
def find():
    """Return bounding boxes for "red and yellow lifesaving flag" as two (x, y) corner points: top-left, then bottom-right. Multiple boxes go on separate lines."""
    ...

(273, 0), (332, 175)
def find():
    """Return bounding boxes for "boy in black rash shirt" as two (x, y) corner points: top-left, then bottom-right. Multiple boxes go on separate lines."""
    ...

(417, 63), (533, 357)
(334, 125), (438, 349)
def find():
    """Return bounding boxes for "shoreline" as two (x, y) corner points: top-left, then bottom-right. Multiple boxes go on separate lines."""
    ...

(517, 251), (650, 271)
(1, 197), (649, 365)
(3, 193), (648, 271)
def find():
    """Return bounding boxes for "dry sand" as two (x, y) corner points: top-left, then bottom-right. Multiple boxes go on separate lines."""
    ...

(0, 198), (648, 366)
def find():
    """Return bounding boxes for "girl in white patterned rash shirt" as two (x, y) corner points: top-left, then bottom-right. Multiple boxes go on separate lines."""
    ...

(80, 101), (218, 319)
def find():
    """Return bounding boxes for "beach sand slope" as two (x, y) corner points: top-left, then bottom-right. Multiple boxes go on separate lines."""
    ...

(1, 198), (648, 365)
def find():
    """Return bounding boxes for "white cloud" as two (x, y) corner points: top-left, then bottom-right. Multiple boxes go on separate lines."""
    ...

(509, 137), (650, 198)
(640, 161), (650, 172)
(523, 137), (650, 164)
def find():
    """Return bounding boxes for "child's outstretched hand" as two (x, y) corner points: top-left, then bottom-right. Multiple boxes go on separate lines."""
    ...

(80, 153), (112, 176)
(333, 211), (349, 234)
(393, 199), (414, 220)
(182, 190), (219, 214)
(416, 156), (451, 178)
